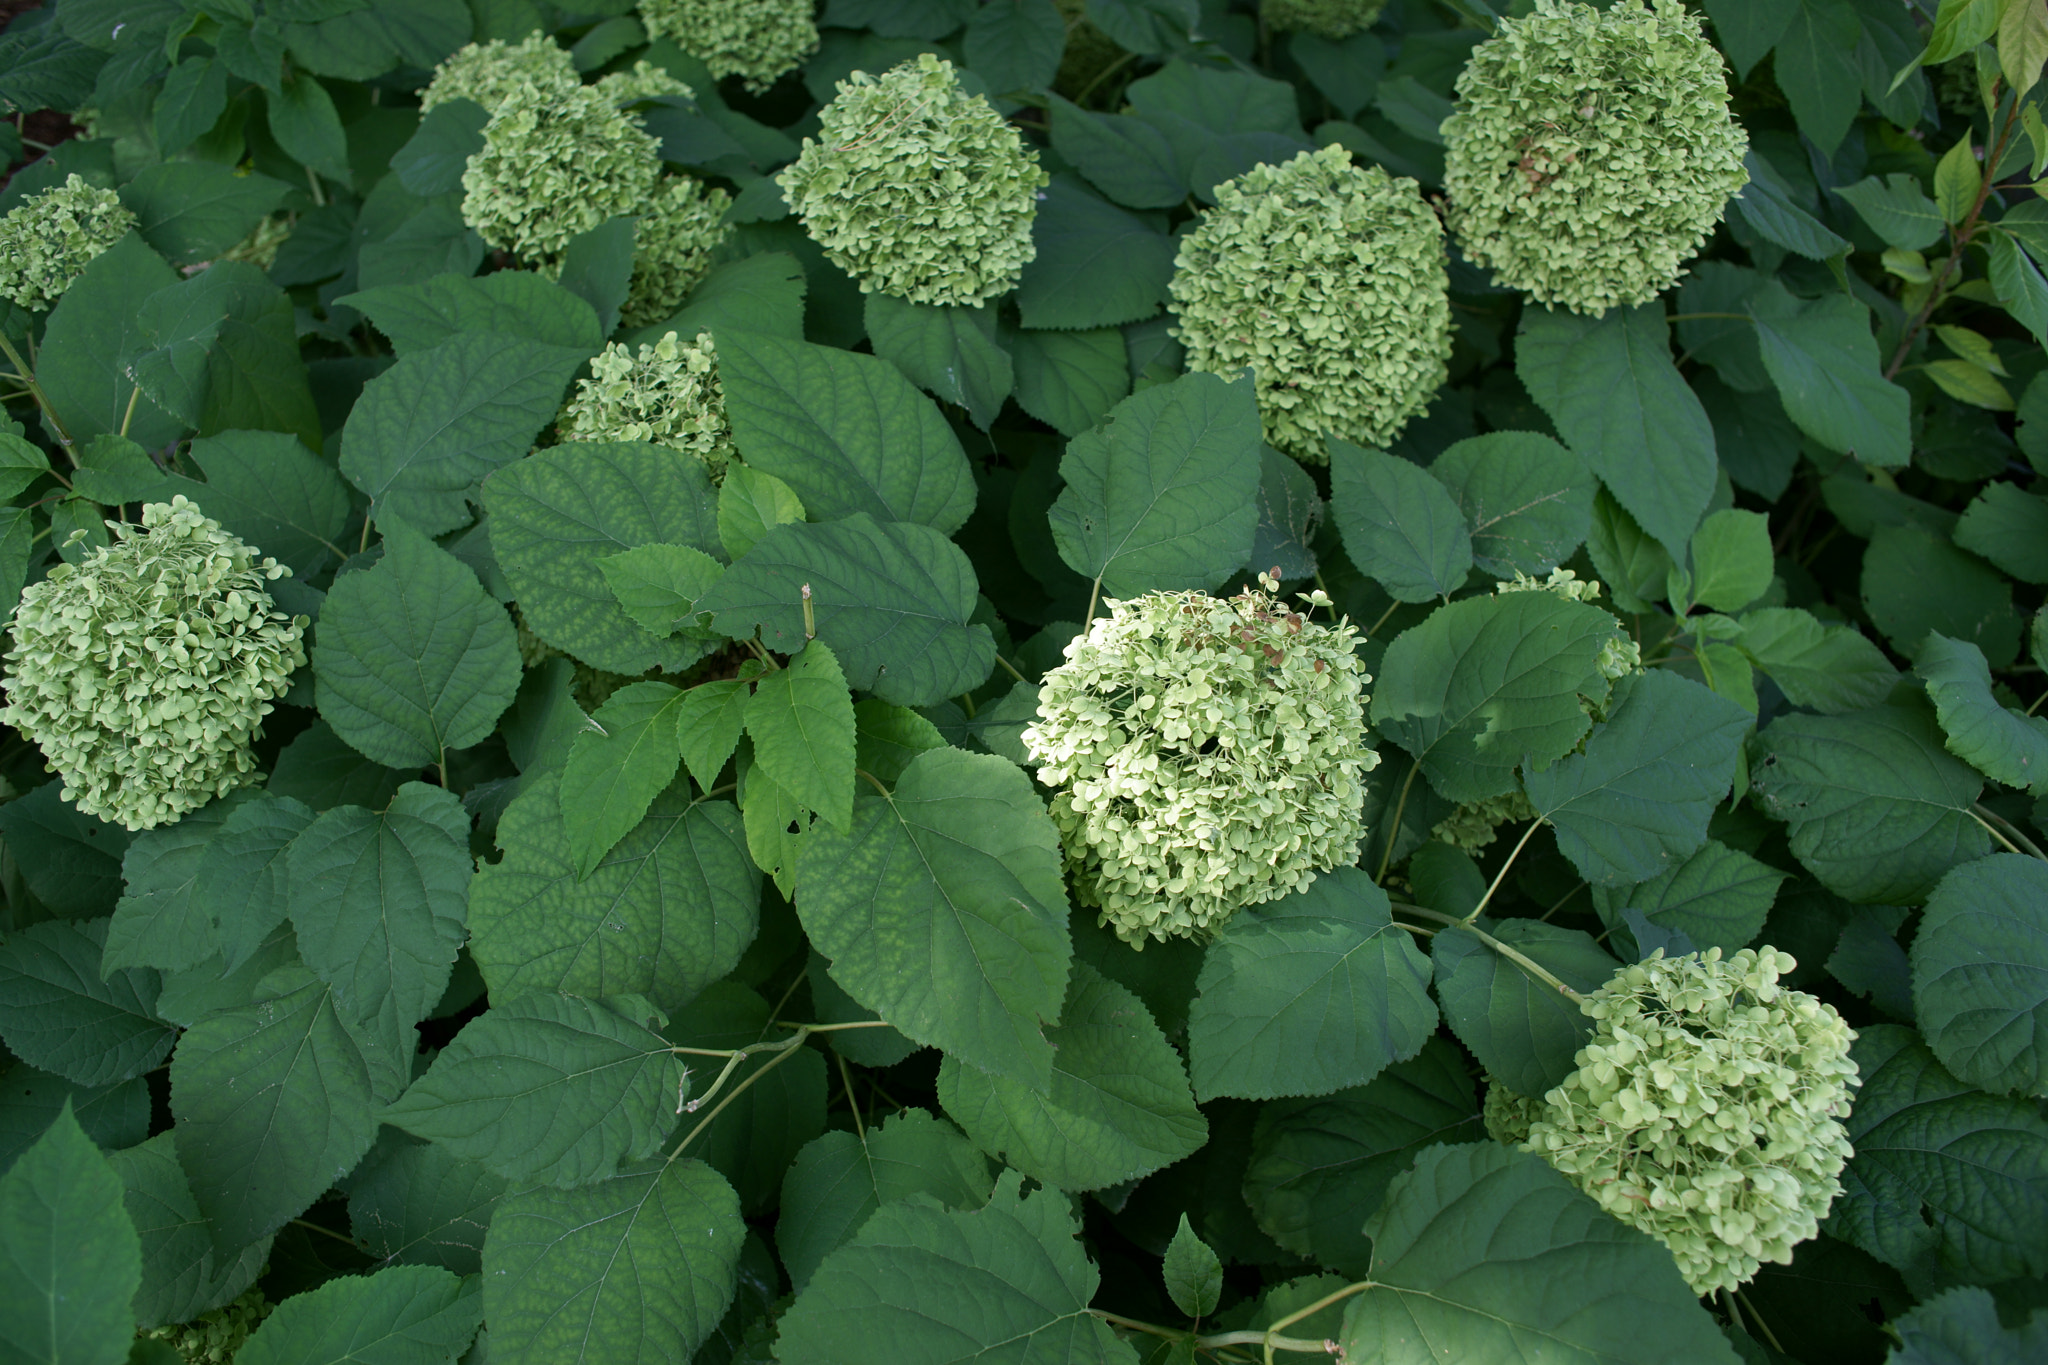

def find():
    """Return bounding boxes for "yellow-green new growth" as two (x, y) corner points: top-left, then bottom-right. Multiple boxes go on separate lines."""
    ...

(1, 497), (306, 831)
(639, 0), (820, 94)
(1441, 0), (1747, 315)
(622, 176), (734, 328)
(1523, 947), (1860, 1295)
(560, 330), (736, 482)
(1169, 145), (1451, 464)
(0, 174), (137, 312)
(421, 34), (578, 114)
(1023, 579), (1378, 945)
(1261, 0), (1388, 40)
(778, 53), (1049, 307)
(461, 80), (663, 269)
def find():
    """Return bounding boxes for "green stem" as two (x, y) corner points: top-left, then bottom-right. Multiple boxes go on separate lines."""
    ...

(856, 767), (891, 798)
(670, 1027), (812, 1158)
(1373, 760), (1422, 884)
(1734, 1289), (1786, 1355)
(994, 653), (1029, 685)
(118, 383), (141, 440)
(1394, 905), (1586, 1004)
(1071, 51), (1137, 109)
(1083, 575), (1102, 627)
(836, 1050), (864, 1137)
(0, 330), (75, 459)
(1466, 817), (1542, 924)
(1972, 806), (2047, 861)
(1256, 1281), (1372, 1364)
(1363, 599), (1401, 640)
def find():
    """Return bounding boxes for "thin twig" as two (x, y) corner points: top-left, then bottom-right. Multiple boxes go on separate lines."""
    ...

(1467, 818), (1542, 924)
(1373, 761), (1422, 884)
(1394, 904), (1586, 1004)
(1972, 805), (2047, 861)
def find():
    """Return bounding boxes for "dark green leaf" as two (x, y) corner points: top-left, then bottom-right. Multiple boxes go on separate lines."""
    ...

(198, 793), (317, 972)
(168, 431), (350, 579)
(0, 1102), (142, 1365)
(35, 234), (184, 448)
(1428, 431), (1593, 579)
(341, 272), (603, 357)
(557, 216), (637, 338)
(1045, 97), (1189, 211)
(1328, 438), (1472, 602)
(118, 162), (290, 267)
(107, 1133), (267, 1330)
(1751, 703), (1991, 904)
(745, 642), (857, 833)
(1912, 854), (2048, 1096)
(1162, 1214), (1222, 1318)
(1863, 524), (2020, 666)
(1588, 840), (1785, 955)
(1887, 1286), (2048, 1365)
(963, 0), (1066, 93)
(0, 1068), (149, 1178)
(622, 253), (807, 347)
(103, 794), (251, 975)
(0, 918), (170, 1088)
(864, 296), (1014, 431)
(1954, 481), (2048, 585)
(1433, 919), (1619, 1098)
(1919, 633), (2048, 793)
(1750, 282), (1911, 469)
(1187, 868), (1436, 1101)
(795, 747), (1071, 1090)
(267, 72), (350, 181)
(662, 983), (826, 1214)
(1688, 508), (1773, 613)
(560, 682), (688, 878)
(0, 782), (130, 919)
(391, 98), (488, 198)
(1728, 152), (1852, 260)
(154, 57), (229, 156)
(348, 1139), (506, 1276)
(1016, 176), (1178, 330)
(1773, 0), (1864, 155)
(236, 1264), (482, 1365)
(1734, 607), (1900, 714)
(313, 522), (522, 770)
(1835, 174), (1946, 251)
(938, 962), (1207, 1191)
(1249, 442), (1323, 580)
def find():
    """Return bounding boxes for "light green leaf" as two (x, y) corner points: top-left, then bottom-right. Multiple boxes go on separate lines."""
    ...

(713, 329), (975, 536)
(1242, 1039), (1482, 1273)
(1186, 868), (1436, 1102)
(481, 1159), (743, 1365)
(864, 295), (1015, 431)
(340, 271), (604, 356)
(1829, 1025), (2048, 1283)
(0, 1102), (141, 1365)
(716, 464), (805, 563)
(775, 1109), (993, 1294)
(1954, 481), (2048, 584)
(382, 993), (684, 1188)
(1990, 231), (2048, 346)
(1835, 174), (1946, 250)
(237, 1264), (481, 1365)
(103, 792), (251, 975)
(484, 440), (723, 676)
(170, 964), (382, 1253)
(468, 771), (760, 1012)
(313, 522), (523, 770)
(1010, 326), (1131, 438)
(1369, 592), (1620, 804)
(339, 332), (593, 536)
(1918, 633), (2048, 793)
(1525, 671), (1752, 886)
(1328, 439), (1472, 602)
(1751, 703), (1991, 904)
(1429, 431), (1594, 579)
(776, 1169), (1139, 1364)
(1863, 523), (2020, 666)
(1688, 508), (1773, 613)
(1517, 303), (1716, 557)
(1912, 854), (2048, 1097)
(347, 1139), (506, 1276)
(938, 962), (1207, 1191)
(1016, 174), (1177, 331)
(1588, 840), (1786, 955)
(745, 642), (857, 834)
(596, 543), (724, 639)
(675, 680), (750, 791)
(1749, 282), (1911, 469)
(1937, 142), (1983, 231)
(197, 792), (317, 973)
(696, 514), (996, 708)
(561, 683), (689, 878)
(0, 918), (172, 1089)
(1733, 607), (1900, 714)
(1048, 370), (1262, 597)
(1924, 0), (2004, 62)
(108, 1134), (267, 1330)
(1340, 1143), (1740, 1364)
(1163, 1214), (1223, 1319)
(795, 747), (1071, 1091)
(287, 783), (473, 1041)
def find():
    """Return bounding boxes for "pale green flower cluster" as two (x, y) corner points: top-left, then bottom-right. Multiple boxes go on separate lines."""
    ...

(1522, 947), (1860, 1295)
(1482, 1073), (1546, 1145)
(1495, 568), (1642, 678)
(1023, 579), (1378, 945)
(141, 1287), (270, 1363)
(1169, 145), (1450, 465)
(0, 497), (305, 831)
(1432, 787), (1537, 853)
(462, 79), (663, 268)
(421, 34), (578, 113)
(1261, 0), (1388, 39)
(622, 176), (734, 327)
(778, 54), (1049, 307)
(0, 174), (137, 311)
(560, 330), (735, 482)
(639, 0), (820, 94)
(596, 60), (696, 106)
(216, 214), (292, 271)
(1441, 0), (1748, 314)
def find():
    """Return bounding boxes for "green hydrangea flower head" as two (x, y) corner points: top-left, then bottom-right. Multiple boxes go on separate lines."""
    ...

(421, 33), (578, 114)
(639, 0), (820, 94)
(621, 175), (734, 328)
(461, 79), (662, 268)
(1482, 1073), (1547, 1145)
(1261, 0), (1388, 40)
(141, 1286), (271, 1363)
(1022, 577), (1379, 945)
(777, 53), (1049, 307)
(1169, 144), (1451, 464)
(1441, 0), (1748, 315)
(1523, 946), (1860, 1295)
(0, 174), (138, 312)
(596, 60), (697, 106)
(560, 330), (736, 481)
(1431, 787), (1537, 853)
(0, 496), (306, 831)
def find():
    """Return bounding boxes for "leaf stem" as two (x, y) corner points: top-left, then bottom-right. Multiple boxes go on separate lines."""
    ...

(1083, 575), (1102, 627)
(1393, 904), (1586, 1004)
(1256, 1280), (1372, 1363)
(994, 653), (1029, 685)
(0, 330), (76, 459)
(1467, 817), (1543, 924)
(118, 382), (141, 440)
(1971, 805), (2048, 861)
(1373, 760), (1422, 884)
(1363, 599), (1401, 640)
(1071, 51), (1137, 109)
(669, 1026), (812, 1158)
(1735, 1289), (1786, 1355)
(856, 767), (890, 798)
(836, 1049), (864, 1136)
(289, 1217), (364, 1250)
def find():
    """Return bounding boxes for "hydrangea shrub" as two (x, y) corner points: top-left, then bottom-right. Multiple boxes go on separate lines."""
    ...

(621, 177), (733, 327)
(461, 81), (663, 268)
(0, 174), (137, 311)
(639, 0), (820, 93)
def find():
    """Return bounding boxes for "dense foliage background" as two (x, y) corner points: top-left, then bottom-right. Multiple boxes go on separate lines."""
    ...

(0, 0), (2045, 1361)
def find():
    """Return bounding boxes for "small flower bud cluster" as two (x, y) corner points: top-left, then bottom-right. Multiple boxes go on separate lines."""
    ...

(140, 1287), (271, 1363)
(778, 54), (1049, 307)
(639, 0), (820, 94)
(1, 497), (306, 831)
(1431, 787), (1537, 853)
(1022, 577), (1379, 945)
(421, 34), (579, 114)
(595, 60), (696, 106)
(462, 79), (663, 269)
(1261, 0), (1388, 40)
(559, 330), (735, 482)
(1441, 0), (1747, 314)
(621, 176), (734, 327)
(1482, 1073), (1547, 1145)
(0, 174), (138, 311)
(1169, 145), (1451, 464)
(1521, 947), (1860, 1295)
